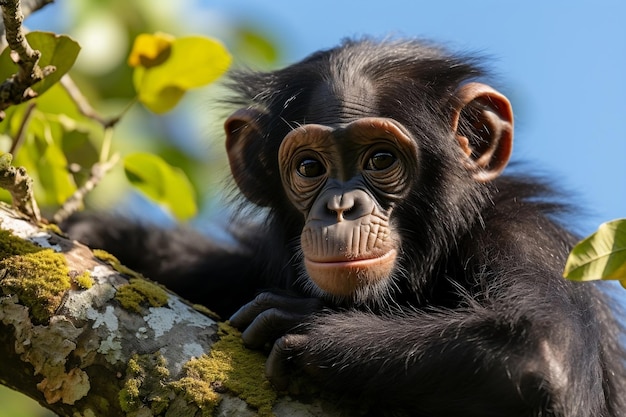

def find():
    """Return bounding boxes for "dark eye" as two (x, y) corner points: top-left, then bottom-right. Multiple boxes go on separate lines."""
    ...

(297, 158), (325, 178)
(366, 151), (397, 171)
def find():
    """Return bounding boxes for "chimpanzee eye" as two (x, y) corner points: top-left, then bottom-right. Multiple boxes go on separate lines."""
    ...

(366, 151), (397, 171)
(297, 158), (326, 178)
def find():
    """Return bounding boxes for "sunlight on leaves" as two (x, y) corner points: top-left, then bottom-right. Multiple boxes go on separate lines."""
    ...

(563, 219), (626, 284)
(123, 152), (197, 220)
(130, 33), (231, 114)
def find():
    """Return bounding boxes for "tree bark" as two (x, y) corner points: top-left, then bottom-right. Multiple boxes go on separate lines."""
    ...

(0, 203), (354, 417)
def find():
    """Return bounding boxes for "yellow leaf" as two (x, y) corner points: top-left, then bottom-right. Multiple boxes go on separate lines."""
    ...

(128, 32), (174, 68)
(131, 34), (231, 114)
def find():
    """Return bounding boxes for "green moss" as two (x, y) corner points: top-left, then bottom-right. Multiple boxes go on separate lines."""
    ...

(0, 230), (71, 324)
(92, 248), (143, 279)
(0, 228), (43, 258)
(192, 303), (221, 321)
(154, 352), (170, 379)
(119, 356), (142, 412)
(119, 353), (172, 414)
(127, 355), (143, 374)
(172, 322), (277, 416)
(73, 271), (94, 289)
(115, 277), (168, 314)
(44, 223), (64, 236)
(94, 248), (169, 313)
(216, 322), (277, 416)
(172, 355), (222, 417)
(150, 354), (171, 415)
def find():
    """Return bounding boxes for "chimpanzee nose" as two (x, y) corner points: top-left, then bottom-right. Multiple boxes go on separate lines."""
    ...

(322, 190), (374, 222)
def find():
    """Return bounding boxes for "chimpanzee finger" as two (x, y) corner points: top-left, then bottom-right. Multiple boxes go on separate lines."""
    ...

(266, 334), (309, 391)
(229, 291), (323, 329)
(240, 308), (309, 349)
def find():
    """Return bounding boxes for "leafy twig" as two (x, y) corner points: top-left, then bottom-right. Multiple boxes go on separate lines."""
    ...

(0, 0), (55, 118)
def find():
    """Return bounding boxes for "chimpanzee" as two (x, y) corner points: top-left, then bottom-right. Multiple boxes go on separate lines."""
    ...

(65, 38), (626, 416)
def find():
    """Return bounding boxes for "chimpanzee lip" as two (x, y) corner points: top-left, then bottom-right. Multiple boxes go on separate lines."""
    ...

(306, 249), (397, 268)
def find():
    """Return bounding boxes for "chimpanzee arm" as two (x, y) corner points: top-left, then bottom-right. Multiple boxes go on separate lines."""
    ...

(232, 278), (604, 417)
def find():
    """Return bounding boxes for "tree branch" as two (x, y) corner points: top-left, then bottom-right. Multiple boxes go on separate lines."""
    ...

(0, 204), (355, 416)
(52, 153), (120, 224)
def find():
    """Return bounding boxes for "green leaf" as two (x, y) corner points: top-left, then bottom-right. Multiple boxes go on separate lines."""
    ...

(38, 141), (76, 205)
(28, 32), (81, 94)
(60, 128), (99, 168)
(131, 34), (231, 114)
(563, 219), (626, 281)
(0, 31), (80, 96)
(11, 117), (77, 207)
(34, 82), (82, 118)
(236, 28), (279, 64)
(123, 153), (197, 220)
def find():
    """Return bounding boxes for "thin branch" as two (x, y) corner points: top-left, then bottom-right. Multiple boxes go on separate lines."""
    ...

(60, 75), (135, 129)
(99, 124), (112, 162)
(9, 100), (35, 154)
(0, 0), (53, 35)
(2, 0), (40, 77)
(0, 0), (55, 117)
(52, 153), (120, 224)
(59, 75), (108, 126)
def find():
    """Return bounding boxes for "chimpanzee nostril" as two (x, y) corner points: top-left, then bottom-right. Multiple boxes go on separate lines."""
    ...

(324, 192), (372, 222)
(307, 189), (376, 224)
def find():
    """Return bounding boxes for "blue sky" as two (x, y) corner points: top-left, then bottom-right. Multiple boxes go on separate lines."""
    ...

(28, 0), (625, 237)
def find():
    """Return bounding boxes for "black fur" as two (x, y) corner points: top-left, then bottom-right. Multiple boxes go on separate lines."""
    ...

(65, 38), (626, 417)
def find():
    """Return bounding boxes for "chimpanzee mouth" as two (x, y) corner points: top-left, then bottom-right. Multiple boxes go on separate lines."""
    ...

(303, 249), (398, 296)
(305, 249), (397, 268)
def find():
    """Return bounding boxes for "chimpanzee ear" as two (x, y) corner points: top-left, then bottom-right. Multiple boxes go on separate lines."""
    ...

(451, 82), (514, 182)
(225, 109), (273, 206)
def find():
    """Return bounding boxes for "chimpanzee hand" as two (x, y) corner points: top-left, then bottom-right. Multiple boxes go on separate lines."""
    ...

(229, 291), (324, 388)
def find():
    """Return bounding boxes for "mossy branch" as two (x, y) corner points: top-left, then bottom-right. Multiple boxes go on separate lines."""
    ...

(0, 204), (355, 417)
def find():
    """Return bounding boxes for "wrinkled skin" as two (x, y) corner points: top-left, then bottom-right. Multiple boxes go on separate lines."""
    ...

(276, 118), (417, 296)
